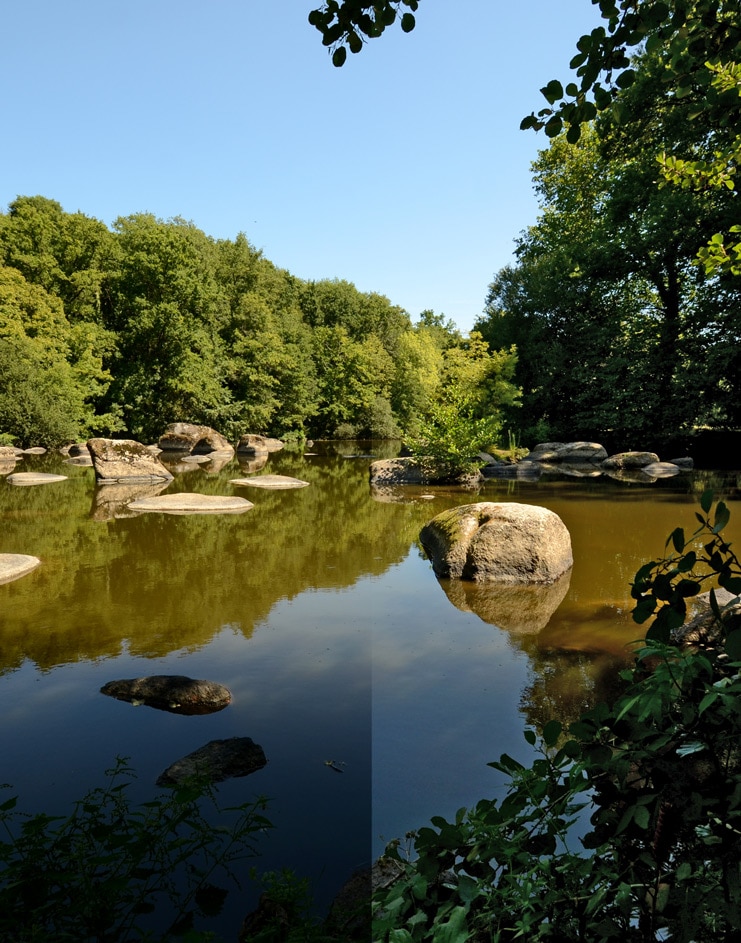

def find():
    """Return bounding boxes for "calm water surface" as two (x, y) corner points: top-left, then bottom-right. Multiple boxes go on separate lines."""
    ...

(1, 443), (739, 934)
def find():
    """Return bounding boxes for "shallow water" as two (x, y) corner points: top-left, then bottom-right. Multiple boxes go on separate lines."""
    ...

(1, 444), (739, 933)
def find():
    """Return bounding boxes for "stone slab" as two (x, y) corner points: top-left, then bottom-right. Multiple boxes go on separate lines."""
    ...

(230, 475), (309, 490)
(0, 554), (41, 585)
(127, 492), (254, 514)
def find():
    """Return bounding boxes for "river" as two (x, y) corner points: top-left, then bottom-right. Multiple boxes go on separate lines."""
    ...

(0, 443), (738, 936)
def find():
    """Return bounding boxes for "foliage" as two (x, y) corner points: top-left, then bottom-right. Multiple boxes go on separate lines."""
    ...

(0, 758), (272, 942)
(373, 494), (741, 941)
(519, 0), (741, 279)
(405, 333), (519, 476)
(405, 390), (502, 478)
(308, 1), (419, 66)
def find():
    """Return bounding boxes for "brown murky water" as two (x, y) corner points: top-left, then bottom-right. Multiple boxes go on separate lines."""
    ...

(1, 444), (739, 930)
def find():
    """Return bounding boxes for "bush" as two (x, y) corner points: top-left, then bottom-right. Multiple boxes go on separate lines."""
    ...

(0, 759), (272, 942)
(373, 493), (741, 942)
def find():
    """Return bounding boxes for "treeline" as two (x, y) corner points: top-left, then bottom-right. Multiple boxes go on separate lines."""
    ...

(476, 43), (741, 446)
(0, 196), (519, 448)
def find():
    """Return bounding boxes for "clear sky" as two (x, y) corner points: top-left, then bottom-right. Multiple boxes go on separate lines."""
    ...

(1, 1), (603, 333)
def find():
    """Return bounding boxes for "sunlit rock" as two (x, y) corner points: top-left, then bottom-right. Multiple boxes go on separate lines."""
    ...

(0, 553), (41, 585)
(602, 451), (660, 470)
(158, 422), (234, 454)
(22, 447), (47, 455)
(6, 472), (68, 486)
(88, 438), (174, 483)
(64, 454), (94, 466)
(236, 434), (284, 454)
(157, 737), (267, 786)
(100, 674), (232, 715)
(420, 502), (573, 583)
(127, 493), (254, 514)
(230, 474), (309, 490)
(439, 568), (572, 634)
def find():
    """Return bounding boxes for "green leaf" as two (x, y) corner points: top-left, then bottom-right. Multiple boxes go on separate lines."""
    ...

(670, 527), (685, 553)
(700, 490), (714, 513)
(401, 13), (415, 33)
(523, 728), (537, 746)
(725, 630), (741, 662)
(541, 79), (564, 104)
(332, 46), (347, 67)
(543, 719), (563, 747)
(545, 116), (563, 138)
(713, 501), (731, 534)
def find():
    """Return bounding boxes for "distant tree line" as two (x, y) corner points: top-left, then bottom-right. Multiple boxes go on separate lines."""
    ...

(0, 195), (520, 448)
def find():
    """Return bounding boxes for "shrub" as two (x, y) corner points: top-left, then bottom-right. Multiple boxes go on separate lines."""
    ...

(0, 758), (272, 942)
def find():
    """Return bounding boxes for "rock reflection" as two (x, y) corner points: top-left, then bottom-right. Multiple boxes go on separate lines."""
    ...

(437, 569), (572, 634)
(91, 481), (171, 521)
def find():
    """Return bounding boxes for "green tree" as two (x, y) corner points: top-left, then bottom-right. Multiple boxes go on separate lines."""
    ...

(0, 264), (118, 444)
(102, 214), (232, 442)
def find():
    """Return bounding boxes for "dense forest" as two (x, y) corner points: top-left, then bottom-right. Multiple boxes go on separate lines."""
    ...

(2, 6), (740, 452)
(0, 195), (520, 448)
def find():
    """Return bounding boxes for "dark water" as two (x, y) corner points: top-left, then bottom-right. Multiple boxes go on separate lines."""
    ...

(1, 444), (739, 935)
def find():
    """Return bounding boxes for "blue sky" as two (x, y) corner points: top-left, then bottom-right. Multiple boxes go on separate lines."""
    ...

(1, 1), (603, 332)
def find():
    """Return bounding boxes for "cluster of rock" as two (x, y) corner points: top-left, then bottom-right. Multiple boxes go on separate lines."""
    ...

(483, 441), (694, 482)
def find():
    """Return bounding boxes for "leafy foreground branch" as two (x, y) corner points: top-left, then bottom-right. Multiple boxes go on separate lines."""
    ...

(374, 494), (741, 942)
(0, 758), (273, 942)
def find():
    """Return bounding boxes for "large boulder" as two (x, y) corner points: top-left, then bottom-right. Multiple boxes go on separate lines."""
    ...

(528, 441), (608, 464)
(157, 737), (267, 786)
(88, 438), (174, 483)
(158, 422), (233, 454)
(100, 675), (232, 715)
(419, 502), (573, 583)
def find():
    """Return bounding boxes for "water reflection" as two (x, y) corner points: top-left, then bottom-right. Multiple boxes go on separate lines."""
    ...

(437, 568), (572, 634)
(1, 445), (740, 929)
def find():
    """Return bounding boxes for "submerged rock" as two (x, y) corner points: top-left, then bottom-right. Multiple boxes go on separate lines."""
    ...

(6, 472), (67, 486)
(100, 675), (232, 715)
(0, 554), (41, 585)
(230, 474), (309, 490)
(127, 493), (253, 514)
(157, 737), (267, 786)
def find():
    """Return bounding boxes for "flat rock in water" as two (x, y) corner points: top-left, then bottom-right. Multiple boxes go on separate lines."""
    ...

(230, 474), (309, 490)
(157, 737), (267, 786)
(0, 554), (41, 585)
(6, 472), (67, 486)
(100, 675), (232, 715)
(127, 493), (254, 514)
(88, 438), (174, 483)
(22, 447), (47, 455)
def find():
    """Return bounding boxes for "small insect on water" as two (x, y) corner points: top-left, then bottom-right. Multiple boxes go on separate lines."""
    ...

(324, 760), (346, 773)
